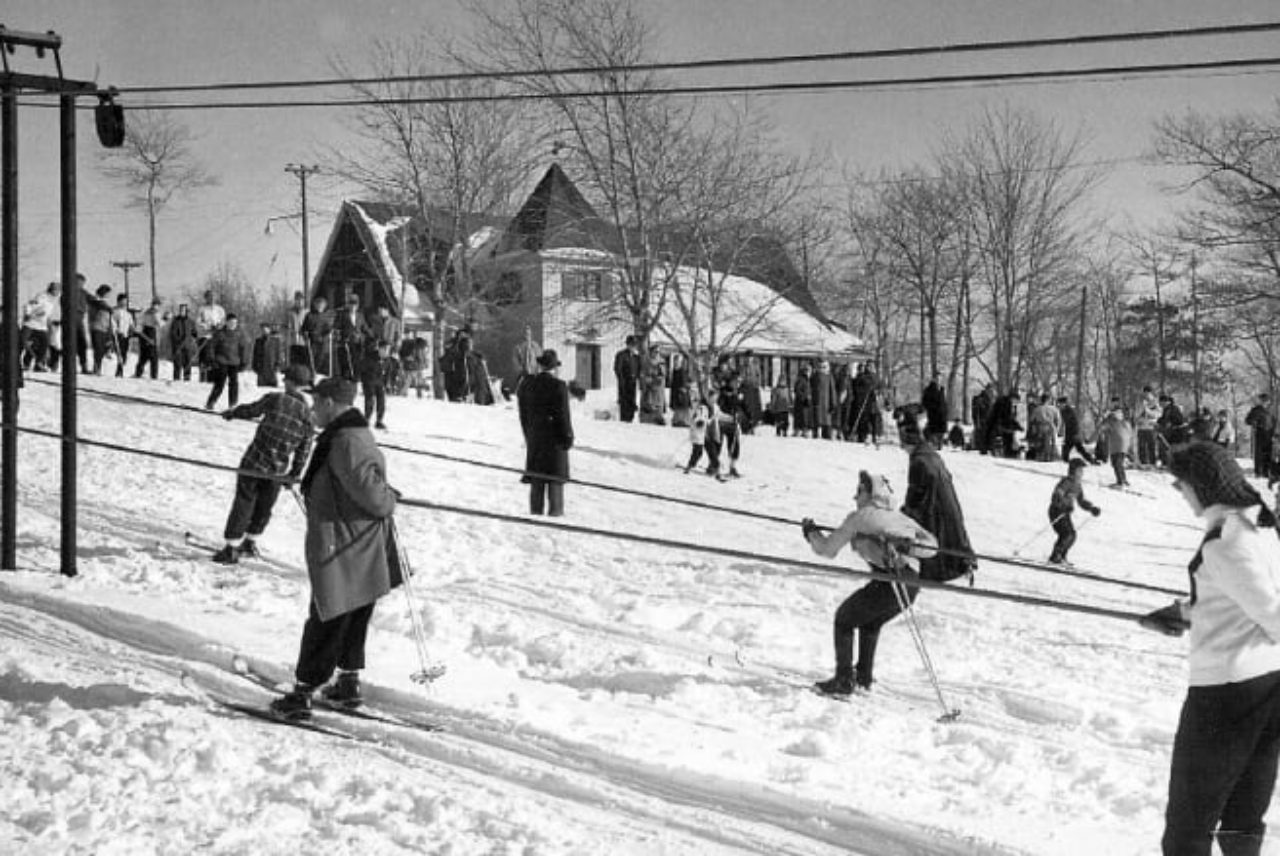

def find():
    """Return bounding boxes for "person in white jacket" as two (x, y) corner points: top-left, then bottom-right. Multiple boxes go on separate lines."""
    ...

(803, 470), (938, 695)
(1143, 441), (1280, 855)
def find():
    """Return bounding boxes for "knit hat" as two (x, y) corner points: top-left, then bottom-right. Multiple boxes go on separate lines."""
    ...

(1168, 441), (1261, 509)
(857, 470), (895, 510)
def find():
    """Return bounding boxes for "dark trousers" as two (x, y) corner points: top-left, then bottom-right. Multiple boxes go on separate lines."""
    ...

(833, 575), (919, 686)
(222, 475), (282, 542)
(21, 329), (48, 369)
(363, 386), (386, 423)
(685, 441), (722, 474)
(618, 381), (638, 422)
(1110, 452), (1129, 486)
(1049, 515), (1076, 563)
(1163, 670), (1280, 856)
(76, 327), (89, 371)
(289, 344), (310, 370)
(529, 479), (564, 516)
(293, 601), (376, 689)
(1255, 434), (1274, 480)
(773, 412), (790, 436)
(113, 334), (130, 376)
(90, 329), (110, 373)
(1138, 429), (1158, 466)
(206, 366), (240, 409)
(1062, 436), (1095, 463)
(135, 332), (158, 378)
(173, 348), (193, 381)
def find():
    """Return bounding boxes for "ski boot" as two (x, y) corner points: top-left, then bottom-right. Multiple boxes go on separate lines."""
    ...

(814, 669), (857, 697)
(321, 671), (363, 710)
(237, 538), (260, 560)
(211, 544), (239, 565)
(270, 683), (314, 721)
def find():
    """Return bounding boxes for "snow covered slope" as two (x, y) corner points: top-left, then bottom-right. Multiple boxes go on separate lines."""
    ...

(0, 372), (1234, 854)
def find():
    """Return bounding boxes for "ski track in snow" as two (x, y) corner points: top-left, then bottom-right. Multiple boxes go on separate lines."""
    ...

(1, 376), (1233, 853)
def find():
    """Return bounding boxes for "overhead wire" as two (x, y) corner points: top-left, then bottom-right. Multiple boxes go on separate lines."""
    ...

(88, 56), (1280, 111)
(39, 20), (1280, 97)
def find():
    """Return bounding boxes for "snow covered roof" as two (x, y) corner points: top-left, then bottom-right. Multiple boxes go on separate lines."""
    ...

(653, 265), (863, 357)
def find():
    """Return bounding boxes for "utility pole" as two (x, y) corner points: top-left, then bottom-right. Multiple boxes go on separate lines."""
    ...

(1190, 252), (1201, 413)
(111, 260), (142, 306)
(1074, 284), (1088, 412)
(284, 164), (320, 299)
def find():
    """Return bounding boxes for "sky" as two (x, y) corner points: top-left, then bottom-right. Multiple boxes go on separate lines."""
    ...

(3, 366), (1227, 854)
(5, 0), (1280, 305)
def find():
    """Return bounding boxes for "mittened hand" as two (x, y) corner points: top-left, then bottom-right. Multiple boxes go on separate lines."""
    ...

(1091, 507), (1101, 517)
(1139, 603), (1190, 637)
(801, 518), (820, 540)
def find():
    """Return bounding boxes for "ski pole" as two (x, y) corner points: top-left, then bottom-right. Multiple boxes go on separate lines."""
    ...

(388, 516), (446, 685)
(1011, 513), (1066, 558)
(886, 555), (960, 722)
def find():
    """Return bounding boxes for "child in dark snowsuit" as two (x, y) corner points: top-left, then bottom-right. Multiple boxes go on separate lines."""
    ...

(1048, 458), (1101, 565)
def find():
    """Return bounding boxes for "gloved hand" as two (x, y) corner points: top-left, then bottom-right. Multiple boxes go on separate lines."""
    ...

(221, 410), (235, 421)
(1091, 507), (1101, 517)
(1139, 602), (1190, 637)
(801, 517), (820, 540)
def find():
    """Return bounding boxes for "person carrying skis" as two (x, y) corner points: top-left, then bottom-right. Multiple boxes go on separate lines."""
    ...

(1141, 441), (1280, 855)
(803, 471), (938, 695)
(270, 376), (402, 719)
(212, 363), (315, 565)
(1047, 458), (1101, 565)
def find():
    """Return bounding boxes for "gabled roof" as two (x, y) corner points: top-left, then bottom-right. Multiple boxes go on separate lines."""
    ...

(496, 163), (620, 254)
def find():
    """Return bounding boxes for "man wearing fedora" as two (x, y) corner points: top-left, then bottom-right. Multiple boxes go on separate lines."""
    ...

(517, 348), (575, 516)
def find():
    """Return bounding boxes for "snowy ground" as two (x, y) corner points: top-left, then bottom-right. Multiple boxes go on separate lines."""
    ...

(1, 368), (1266, 855)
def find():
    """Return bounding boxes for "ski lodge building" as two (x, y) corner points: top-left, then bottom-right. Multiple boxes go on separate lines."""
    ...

(309, 164), (866, 391)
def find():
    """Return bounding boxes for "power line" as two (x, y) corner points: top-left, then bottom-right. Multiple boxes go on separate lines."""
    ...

(100, 55), (1280, 112)
(82, 20), (1280, 97)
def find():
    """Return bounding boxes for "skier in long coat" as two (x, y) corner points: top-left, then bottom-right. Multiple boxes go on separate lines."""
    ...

(270, 376), (401, 720)
(518, 349), (575, 516)
(901, 416), (976, 584)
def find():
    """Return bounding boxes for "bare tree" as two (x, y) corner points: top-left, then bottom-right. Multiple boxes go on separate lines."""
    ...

(468, 0), (709, 347)
(99, 110), (217, 302)
(947, 104), (1102, 392)
(650, 106), (819, 397)
(328, 35), (537, 397)
(1151, 103), (1280, 289)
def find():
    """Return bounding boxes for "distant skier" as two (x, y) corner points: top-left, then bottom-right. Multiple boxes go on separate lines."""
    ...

(803, 470), (938, 695)
(270, 376), (402, 720)
(1047, 459), (1101, 565)
(211, 363), (315, 565)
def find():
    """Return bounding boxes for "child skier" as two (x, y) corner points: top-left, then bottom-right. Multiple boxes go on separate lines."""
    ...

(1047, 458), (1101, 565)
(683, 400), (724, 480)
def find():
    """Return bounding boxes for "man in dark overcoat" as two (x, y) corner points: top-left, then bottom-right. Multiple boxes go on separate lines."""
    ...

(971, 383), (995, 453)
(518, 349), (575, 516)
(922, 374), (948, 447)
(270, 376), (401, 720)
(613, 335), (643, 423)
(901, 417), (976, 584)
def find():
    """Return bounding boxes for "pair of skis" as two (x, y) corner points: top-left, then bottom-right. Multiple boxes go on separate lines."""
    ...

(186, 655), (445, 742)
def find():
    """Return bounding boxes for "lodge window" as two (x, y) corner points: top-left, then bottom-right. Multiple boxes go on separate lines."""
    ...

(563, 269), (608, 301)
